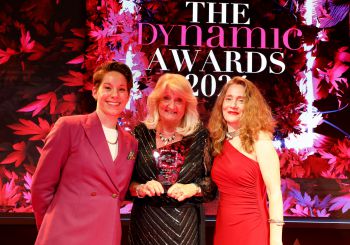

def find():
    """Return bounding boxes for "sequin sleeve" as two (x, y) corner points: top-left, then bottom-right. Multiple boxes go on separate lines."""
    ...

(192, 126), (217, 202)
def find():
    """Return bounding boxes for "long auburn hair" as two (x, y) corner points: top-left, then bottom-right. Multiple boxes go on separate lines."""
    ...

(208, 76), (275, 155)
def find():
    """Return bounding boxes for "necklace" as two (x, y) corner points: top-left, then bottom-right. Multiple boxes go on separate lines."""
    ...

(226, 130), (240, 140)
(106, 136), (118, 145)
(104, 127), (118, 145)
(159, 132), (176, 145)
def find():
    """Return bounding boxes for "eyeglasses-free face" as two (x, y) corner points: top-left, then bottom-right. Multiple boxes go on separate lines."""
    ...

(222, 83), (246, 130)
(93, 71), (130, 120)
(158, 88), (186, 127)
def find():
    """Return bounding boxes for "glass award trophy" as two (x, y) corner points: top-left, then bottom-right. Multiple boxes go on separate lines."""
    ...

(153, 149), (184, 191)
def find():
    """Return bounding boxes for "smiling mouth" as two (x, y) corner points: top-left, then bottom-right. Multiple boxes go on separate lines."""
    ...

(107, 102), (121, 106)
(165, 110), (177, 114)
(228, 111), (239, 115)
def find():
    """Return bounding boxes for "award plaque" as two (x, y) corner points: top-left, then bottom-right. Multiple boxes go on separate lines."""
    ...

(153, 149), (184, 189)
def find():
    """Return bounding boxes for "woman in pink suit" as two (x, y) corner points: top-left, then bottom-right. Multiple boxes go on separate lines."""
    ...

(31, 61), (138, 245)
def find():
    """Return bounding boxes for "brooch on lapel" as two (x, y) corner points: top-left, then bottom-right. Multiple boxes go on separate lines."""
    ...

(127, 151), (136, 160)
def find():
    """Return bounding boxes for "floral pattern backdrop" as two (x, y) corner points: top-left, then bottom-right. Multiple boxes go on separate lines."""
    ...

(0, 0), (349, 219)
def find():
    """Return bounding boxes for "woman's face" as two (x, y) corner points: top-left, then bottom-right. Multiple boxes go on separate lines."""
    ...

(222, 83), (246, 129)
(158, 87), (186, 127)
(93, 71), (130, 118)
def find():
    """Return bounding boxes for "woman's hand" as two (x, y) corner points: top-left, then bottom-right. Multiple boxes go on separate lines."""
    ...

(136, 180), (164, 197)
(167, 183), (200, 202)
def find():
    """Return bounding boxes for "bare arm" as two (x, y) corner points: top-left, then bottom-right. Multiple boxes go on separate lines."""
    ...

(255, 131), (283, 245)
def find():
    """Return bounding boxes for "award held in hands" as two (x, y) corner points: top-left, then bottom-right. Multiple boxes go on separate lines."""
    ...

(153, 149), (184, 190)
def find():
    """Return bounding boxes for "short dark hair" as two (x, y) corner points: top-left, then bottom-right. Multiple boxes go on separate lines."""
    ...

(93, 61), (133, 93)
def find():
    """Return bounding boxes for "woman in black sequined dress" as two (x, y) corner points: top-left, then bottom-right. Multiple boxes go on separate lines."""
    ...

(129, 73), (216, 245)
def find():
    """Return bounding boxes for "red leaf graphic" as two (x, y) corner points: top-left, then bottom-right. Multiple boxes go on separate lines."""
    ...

(56, 93), (77, 115)
(71, 28), (85, 38)
(58, 70), (84, 87)
(17, 92), (57, 116)
(0, 142), (26, 167)
(0, 178), (21, 207)
(54, 19), (70, 34)
(0, 48), (18, 64)
(66, 54), (84, 65)
(20, 27), (35, 53)
(7, 118), (52, 141)
(0, 167), (19, 180)
(64, 38), (84, 52)
(27, 42), (47, 61)
(303, 155), (329, 177)
(327, 46), (350, 91)
(63, 93), (77, 102)
(20, 0), (55, 25)
(24, 163), (37, 175)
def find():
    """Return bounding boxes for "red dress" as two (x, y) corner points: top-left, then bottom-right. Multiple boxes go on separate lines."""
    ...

(211, 140), (269, 245)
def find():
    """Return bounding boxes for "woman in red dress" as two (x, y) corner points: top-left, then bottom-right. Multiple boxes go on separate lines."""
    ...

(209, 76), (284, 245)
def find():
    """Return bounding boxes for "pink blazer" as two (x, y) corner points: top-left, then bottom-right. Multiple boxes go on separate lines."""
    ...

(31, 112), (138, 245)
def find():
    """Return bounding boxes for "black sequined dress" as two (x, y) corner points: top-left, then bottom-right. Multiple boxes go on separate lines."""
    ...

(129, 123), (216, 245)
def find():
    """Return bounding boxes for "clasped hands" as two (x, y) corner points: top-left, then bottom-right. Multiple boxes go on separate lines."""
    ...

(136, 180), (199, 202)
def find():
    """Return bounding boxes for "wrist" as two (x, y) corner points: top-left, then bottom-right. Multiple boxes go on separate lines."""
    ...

(193, 183), (201, 196)
(136, 184), (145, 198)
(268, 218), (285, 226)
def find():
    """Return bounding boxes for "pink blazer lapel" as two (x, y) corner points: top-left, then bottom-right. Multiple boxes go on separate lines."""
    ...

(82, 112), (119, 190)
(114, 127), (130, 164)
